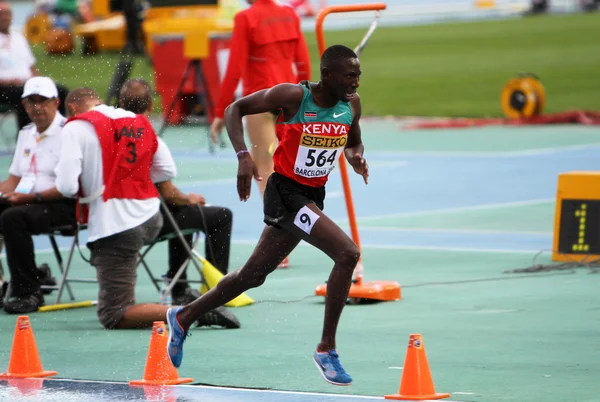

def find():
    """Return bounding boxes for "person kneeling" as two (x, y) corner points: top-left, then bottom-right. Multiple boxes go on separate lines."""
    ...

(55, 87), (239, 330)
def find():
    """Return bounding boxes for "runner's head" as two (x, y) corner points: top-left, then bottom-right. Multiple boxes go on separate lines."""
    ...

(120, 78), (153, 115)
(65, 87), (101, 118)
(320, 44), (360, 103)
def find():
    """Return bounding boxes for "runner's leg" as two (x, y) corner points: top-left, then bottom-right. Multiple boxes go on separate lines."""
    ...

(176, 224), (300, 329)
(278, 203), (359, 351)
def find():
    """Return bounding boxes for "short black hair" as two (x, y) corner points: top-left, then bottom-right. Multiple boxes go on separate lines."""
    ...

(119, 78), (152, 114)
(320, 44), (357, 72)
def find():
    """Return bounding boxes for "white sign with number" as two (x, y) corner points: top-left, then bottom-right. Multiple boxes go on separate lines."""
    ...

(294, 132), (347, 178)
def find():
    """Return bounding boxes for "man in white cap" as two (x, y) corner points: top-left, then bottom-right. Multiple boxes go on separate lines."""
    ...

(0, 76), (76, 314)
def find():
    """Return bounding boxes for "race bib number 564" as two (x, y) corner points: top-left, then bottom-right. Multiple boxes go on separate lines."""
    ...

(294, 132), (347, 178)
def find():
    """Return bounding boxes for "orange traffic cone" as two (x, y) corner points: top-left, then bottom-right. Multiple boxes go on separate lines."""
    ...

(129, 321), (193, 386)
(0, 316), (57, 379)
(385, 334), (450, 401)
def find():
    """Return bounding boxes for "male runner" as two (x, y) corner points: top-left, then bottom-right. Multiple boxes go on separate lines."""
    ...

(167, 44), (368, 386)
(210, 0), (311, 269)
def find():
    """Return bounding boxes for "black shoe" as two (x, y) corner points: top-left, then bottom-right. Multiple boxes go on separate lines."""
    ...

(172, 287), (201, 305)
(195, 305), (241, 329)
(38, 264), (57, 295)
(4, 293), (45, 314)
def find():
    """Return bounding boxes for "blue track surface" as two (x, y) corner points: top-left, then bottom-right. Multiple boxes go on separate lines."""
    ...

(23, 136), (600, 256)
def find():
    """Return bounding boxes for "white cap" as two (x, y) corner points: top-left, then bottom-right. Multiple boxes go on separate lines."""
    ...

(21, 77), (59, 99)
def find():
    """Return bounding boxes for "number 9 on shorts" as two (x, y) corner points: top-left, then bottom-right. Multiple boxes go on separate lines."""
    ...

(294, 206), (320, 235)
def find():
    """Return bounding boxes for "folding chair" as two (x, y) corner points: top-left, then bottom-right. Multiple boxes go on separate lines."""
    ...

(138, 198), (212, 303)
(48, 222), (207, 306)
(46, 222), (94, 305)
(137, 228), (205, 303)
(45, 199), (209, 305)
(1, 222), (91, 306)
(4, 197), (211, 307)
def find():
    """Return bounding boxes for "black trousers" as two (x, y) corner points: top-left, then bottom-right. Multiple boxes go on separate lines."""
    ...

(159, 204), (233, 291)
(0, 84), (69, 134)
(111, 0), (141, 45)
(0, 201), (76, 297)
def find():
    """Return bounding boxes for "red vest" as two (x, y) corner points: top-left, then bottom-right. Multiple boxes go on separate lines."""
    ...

(67, 110), (159, 202)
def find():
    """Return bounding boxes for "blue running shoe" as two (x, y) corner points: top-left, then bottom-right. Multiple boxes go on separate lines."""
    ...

(166, 306), (189, 368)
(313, 349), (353, 386)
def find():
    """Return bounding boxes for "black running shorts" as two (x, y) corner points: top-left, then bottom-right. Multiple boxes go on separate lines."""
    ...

(263, 172), (326, 229)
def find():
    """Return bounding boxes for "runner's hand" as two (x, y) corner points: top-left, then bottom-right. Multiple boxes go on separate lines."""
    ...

(210, 118), (224, 144)
(349, 153), (369, 184)
(237, 154), (261, 201)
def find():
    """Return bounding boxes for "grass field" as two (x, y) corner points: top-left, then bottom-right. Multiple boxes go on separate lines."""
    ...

(34, 12), (600, 117)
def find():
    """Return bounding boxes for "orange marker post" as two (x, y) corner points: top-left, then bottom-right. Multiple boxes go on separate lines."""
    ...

(313, 3), (401, 303)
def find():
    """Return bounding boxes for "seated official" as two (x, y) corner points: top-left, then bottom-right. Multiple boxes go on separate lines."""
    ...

(0, 76), (76, 314)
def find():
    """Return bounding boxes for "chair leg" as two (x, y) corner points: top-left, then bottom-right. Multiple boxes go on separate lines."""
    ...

(0, 234), (5, 279)
(164, 258), (192, 299)
(188, 235), (206, 283)
(50, 235), (76, 304)
(139, 254), (162, 292)
(55, 234), (80, 304)
(0, 235), (6, 304)
(138, 243), (162, 292)
(139, 231), (208, 302)
(2, 281), (10, 305)
(164, 234), (205, 297)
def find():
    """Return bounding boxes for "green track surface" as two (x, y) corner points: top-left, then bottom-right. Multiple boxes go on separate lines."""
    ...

(1, 120), (600, 402)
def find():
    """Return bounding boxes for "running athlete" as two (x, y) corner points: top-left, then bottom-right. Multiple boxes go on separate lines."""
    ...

(211, 0), (311, 269)
(167, 45), (368, 386)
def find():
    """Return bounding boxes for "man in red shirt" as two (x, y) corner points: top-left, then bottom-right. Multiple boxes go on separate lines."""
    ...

(211, 0), (311, 269)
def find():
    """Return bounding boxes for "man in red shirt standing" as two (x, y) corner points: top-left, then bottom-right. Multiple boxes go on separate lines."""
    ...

(211, 0), (311, 269)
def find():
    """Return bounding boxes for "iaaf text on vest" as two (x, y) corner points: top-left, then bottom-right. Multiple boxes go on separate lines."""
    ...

(115, 126), (145, 142)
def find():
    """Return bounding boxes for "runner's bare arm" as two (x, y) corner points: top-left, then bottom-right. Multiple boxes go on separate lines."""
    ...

(224, 83), (304, 155)
(224, 83), (304, 201)
(344, 94), (369, 184)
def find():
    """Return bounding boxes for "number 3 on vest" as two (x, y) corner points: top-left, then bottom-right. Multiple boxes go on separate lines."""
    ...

(294, 206), (320, 235)
(125, 142), (137, 163)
